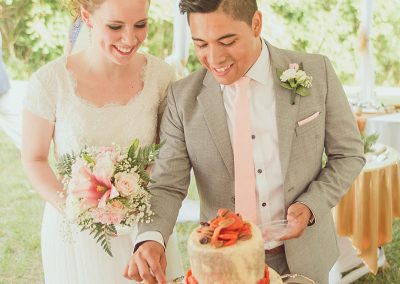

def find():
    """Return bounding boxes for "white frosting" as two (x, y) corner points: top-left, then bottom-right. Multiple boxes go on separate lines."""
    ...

(187, 222), (265, 284)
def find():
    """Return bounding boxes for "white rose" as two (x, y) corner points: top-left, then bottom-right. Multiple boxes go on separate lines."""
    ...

(114, 172), (140, 197)
(97, 147), (122, 163)
(93, 155), (114, 180)
(280, 68), (297, 82)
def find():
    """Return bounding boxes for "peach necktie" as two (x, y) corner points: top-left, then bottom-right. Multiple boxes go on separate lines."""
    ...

(233, 76), (257, 223)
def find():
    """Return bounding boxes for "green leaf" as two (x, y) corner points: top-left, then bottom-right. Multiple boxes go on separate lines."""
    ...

(280, 82), (293, 90)
(109, 224), (117, 234)
(128, 139), (140, 159)
(296, 86), (310, 97)
(94, 229), (102, 239)
(56, 152), (77, 178)
(82, 153), (94, 164)
(362, 132), (380, 153)
(276, 68), (284, 79)
(288, 78), (297, 88)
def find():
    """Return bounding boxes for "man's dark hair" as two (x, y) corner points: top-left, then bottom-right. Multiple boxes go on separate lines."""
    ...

(179, 0), (258, 26)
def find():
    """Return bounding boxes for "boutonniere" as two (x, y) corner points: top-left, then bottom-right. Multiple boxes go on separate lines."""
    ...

(277, 63), (313, 105)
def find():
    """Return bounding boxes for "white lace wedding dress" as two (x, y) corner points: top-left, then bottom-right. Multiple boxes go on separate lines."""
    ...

(24, 53), (183, 284)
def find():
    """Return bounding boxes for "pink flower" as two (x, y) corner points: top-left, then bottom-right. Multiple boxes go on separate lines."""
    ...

(91, 204), (126, 225)
(289, 63), (299, 71)
(97, 147), (122, 164)
(71, 167), (113, 208)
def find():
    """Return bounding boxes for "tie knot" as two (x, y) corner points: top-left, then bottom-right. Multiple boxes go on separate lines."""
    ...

(234, 76), (250, 93)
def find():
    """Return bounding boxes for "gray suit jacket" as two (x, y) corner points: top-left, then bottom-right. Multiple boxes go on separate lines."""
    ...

(140, 42), (365, 283)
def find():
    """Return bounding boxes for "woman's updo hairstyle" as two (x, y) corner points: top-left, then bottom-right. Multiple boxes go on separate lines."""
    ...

(67, 0), (105, 20)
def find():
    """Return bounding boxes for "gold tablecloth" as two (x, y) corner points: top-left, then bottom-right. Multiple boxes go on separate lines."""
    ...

(335, 146), (400, 274)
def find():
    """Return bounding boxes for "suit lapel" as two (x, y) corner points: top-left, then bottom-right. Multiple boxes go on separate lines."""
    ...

(267, 41), (300, 180)
(198, 71), (234, 178)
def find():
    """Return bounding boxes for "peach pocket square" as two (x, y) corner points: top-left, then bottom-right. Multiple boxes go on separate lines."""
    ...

(297, 111), (321, 126)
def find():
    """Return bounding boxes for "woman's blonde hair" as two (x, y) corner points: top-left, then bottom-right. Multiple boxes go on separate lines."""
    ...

(66, 0), (106, 20)
(66, 0), (151, 20)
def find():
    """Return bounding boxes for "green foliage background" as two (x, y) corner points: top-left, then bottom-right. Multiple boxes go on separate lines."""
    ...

(1, 0), (399, 87)
(1, 0), (69, 79)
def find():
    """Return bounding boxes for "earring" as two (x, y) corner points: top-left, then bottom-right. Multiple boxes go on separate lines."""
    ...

(85, 19), (92, 29)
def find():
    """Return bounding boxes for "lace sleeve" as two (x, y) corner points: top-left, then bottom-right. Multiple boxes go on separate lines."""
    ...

(23, 71), (56, 122)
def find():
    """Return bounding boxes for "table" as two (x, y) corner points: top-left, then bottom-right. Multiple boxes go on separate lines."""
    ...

(335, 145), (400, 275)
(365, 113), (400, 152)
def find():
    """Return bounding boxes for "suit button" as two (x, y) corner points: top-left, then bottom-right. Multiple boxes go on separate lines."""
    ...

(257, 169), (263, 174)
(262, 202), (267, 207)
(231, 196), (235, 204)
(251, 135), (256, 139)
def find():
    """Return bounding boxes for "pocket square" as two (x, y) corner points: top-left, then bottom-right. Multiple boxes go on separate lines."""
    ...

(297, 111), (321, 126)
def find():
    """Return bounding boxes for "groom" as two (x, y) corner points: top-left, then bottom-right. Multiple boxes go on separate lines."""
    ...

(124, 0), (365, 283)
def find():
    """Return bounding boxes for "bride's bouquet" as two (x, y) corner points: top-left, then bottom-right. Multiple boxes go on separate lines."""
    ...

(56, 139), (163, 256)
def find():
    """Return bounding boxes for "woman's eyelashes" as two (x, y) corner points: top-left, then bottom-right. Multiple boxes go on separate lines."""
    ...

(107, 25), (122, 30)
(107, 22), (147, 31)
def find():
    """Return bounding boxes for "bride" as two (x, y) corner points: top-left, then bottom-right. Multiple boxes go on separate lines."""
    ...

(20, 0), (183, 283)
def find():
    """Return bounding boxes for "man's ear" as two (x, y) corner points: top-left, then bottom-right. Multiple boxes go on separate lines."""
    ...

(80, 6), (93, 28)
(251, 11), (262, 37)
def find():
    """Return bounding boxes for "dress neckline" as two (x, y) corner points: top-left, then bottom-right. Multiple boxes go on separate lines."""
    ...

(63, 53), (150, 109)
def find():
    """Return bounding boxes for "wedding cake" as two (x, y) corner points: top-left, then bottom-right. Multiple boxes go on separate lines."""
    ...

(186, 209), (282, 284)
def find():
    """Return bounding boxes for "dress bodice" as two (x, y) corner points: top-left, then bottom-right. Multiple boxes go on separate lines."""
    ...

(24, 53), (174, 157)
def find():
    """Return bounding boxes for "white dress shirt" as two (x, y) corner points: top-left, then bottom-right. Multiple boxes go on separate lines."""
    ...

(221, 41), (285, 249)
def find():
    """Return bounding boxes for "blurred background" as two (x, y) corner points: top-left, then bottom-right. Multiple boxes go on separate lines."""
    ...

(0, 0), (399, 283)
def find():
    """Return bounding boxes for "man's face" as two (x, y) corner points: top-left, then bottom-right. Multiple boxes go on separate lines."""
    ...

(189, 10), (262, 85)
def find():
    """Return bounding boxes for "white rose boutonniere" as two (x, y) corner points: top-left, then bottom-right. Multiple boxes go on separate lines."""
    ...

(277, 63), (312, 105)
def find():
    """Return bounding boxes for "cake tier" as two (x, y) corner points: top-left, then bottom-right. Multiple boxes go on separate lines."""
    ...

(269, 268), (283, 284)
(187, 222), (265, 284)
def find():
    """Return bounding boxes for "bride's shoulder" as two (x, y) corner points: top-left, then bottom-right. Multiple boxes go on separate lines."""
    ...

(32, 55), (68, 80)
(142, 53), (174, 79)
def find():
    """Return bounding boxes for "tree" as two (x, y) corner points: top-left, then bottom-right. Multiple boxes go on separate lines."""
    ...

(261, 0), (400, 86)
(1, 0), (69, 79)
(1, 0), (399, 87)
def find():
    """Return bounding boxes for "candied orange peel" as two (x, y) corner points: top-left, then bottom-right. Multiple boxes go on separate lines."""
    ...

(196, 208), (253, 248)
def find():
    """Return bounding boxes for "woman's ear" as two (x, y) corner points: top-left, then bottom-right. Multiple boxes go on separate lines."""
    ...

(80, 6), (93, 28)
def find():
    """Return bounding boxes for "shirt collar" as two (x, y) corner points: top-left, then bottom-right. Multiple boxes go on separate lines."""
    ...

(220, 39), (270, 91)
(246, 40), (270, 85)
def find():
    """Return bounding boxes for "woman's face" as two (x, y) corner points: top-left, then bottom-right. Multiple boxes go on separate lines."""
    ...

(83, 0), (149, 65)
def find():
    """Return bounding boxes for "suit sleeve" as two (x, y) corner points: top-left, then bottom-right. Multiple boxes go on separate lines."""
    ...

(137, 83), (192, 243)
(295, 56), (365, 221)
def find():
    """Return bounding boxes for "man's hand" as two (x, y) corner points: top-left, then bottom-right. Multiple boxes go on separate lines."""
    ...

(123, 241), (167, 284)
(280, 203), (312, 241)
